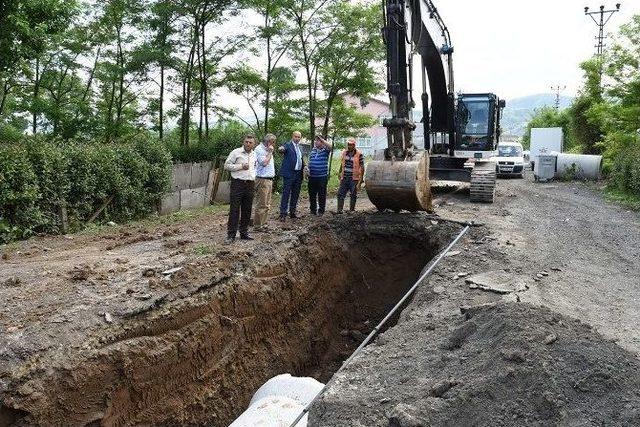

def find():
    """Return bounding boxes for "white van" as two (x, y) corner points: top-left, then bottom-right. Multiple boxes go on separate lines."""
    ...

(492, 142), (525, 178)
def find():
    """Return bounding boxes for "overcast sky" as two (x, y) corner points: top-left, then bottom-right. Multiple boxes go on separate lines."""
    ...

(224, 0), (638, 117)
(433, 0), (638, 100)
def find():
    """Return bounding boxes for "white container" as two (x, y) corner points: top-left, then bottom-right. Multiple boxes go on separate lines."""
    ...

(555, 153), (602, 180)
(534, 153), (557, 182)
(530, 128), (563, 168)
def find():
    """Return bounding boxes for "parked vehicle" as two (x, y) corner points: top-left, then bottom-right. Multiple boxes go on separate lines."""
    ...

(491, 142), (525, 178)
(529, 127), (563, 169)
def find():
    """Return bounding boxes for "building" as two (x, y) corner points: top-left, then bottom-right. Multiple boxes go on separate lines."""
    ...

(323, 94), (426, 156)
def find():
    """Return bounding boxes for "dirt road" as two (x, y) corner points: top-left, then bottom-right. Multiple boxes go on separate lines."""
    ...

(311, 176), (640, 426)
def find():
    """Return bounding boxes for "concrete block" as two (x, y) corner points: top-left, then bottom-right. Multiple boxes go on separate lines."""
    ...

(214, 181), (231, 204)
(159, 191), (181, 215)
(190, 162), (212, 188)
(180, 186), (207, 210)
(172, 163), (192, 191)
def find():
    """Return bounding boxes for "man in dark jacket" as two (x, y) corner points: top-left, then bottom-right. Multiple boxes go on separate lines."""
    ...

(278, 131), (304, 221)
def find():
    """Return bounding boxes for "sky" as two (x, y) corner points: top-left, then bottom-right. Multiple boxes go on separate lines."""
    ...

(223, 0), (639, 117)
(432, 0), (638, 100)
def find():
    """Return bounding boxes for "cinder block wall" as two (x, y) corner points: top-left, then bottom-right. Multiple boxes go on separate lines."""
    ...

(159, 162), (215, 215)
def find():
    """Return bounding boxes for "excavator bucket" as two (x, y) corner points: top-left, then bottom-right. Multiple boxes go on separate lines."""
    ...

(365, 152), (433, 212)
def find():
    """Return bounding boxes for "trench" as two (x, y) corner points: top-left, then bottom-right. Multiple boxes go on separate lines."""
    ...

(1, 215), (456, 427)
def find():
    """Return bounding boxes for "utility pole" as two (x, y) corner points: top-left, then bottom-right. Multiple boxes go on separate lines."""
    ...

(550, 85), (566, 110)
(584, 3), (621, 77)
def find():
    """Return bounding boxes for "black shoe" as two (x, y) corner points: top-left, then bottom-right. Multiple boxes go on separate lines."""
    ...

(225, 236), (236, 243)
(240, 234), (254, 241)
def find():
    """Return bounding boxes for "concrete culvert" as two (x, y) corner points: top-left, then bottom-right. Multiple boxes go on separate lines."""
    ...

(0, 213), (457, 427)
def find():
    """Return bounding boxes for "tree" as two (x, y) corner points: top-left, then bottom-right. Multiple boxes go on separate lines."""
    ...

(316, 1), (384, 138)
(522, 106), (573, 150)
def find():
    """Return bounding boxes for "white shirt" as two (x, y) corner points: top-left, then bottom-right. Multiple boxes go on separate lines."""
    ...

(293, 142), (302, 170)
(224, 147), (256, 181)
(254, 143), (275, 178)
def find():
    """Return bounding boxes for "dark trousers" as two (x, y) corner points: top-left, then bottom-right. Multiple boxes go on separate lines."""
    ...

(228, 178), (254, 238)
(280, 171), (303, 216)
(337, 178), (358, 202)
(308, 176), (328, 214)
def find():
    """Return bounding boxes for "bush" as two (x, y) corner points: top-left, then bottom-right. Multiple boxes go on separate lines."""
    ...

(164, 121), (250, 163)
(610, 143), (640, 197)
(0, 137), (172, 242)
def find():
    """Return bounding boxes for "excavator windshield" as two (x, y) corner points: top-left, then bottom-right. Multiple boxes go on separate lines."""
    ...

(455, 94), (496, 151)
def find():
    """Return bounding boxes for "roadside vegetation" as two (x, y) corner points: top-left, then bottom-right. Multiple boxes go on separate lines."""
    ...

(0, 0), (383, 242)
(523, 15), (640, 201)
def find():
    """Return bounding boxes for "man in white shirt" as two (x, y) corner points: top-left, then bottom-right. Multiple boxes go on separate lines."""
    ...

(253, 133), (276, 228)
(224, 134), (257, 242)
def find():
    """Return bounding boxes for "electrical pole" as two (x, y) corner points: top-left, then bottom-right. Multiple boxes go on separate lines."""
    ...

(551, 85), (566, 110)
(584, 3), (621, 77)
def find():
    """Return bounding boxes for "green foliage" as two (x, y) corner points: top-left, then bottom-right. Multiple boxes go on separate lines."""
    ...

(0, 136), (171, 242)
(610, 142), (640, 197)
(521, 107), (574, 150)
(164, 121), (250, 163)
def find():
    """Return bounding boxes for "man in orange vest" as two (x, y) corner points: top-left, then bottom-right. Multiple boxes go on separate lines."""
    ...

(337, 137), (365, 213)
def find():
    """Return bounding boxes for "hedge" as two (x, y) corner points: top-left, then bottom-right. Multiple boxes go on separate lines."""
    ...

(610, 143), (640, 197)
(0, 136), (171, 243)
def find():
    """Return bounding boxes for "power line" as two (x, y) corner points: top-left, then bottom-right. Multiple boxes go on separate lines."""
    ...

(584, 3), (621, 77)
(550, 85), (566, 110)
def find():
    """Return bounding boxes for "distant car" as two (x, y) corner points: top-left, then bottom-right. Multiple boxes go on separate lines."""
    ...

(491, 142), (525, 178)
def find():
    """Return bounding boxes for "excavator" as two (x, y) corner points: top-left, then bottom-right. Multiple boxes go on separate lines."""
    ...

(365, 0), (506, 211)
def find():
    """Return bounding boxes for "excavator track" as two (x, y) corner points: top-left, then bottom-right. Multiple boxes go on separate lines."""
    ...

(469, 168), (496, 203)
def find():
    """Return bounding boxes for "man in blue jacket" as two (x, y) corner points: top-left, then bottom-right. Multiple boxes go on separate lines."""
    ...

(278, 131), (304, 221)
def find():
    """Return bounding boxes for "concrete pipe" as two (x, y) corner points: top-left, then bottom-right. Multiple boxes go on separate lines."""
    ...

(555, 153), (602, 180)
(365, 151), (433, 212)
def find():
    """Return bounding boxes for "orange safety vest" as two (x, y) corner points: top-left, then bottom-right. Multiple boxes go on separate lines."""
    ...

(340, 149), (362, 181)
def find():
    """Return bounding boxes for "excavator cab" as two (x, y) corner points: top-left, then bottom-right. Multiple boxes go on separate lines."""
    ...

(455, 93), (502, 159)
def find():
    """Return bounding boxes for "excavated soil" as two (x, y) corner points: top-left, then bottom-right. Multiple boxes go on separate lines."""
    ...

(310, 302), (640, 426)
(0, 212), (457, 427)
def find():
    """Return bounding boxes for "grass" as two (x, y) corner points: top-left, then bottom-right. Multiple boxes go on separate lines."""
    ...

(79, 203), (229, 237)
(603, 186), (640, 211)
(192, 244), (215, 256)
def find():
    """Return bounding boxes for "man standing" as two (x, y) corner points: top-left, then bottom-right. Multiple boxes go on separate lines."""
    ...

(224, 134), (256, 242)
(337, 137), (365, 213)
(307, 135), (332, 215)
(278, 131), (304, 221)
(253, 133), (276, 229)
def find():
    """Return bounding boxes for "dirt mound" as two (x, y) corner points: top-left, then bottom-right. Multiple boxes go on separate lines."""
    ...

(310, 302), (640, 426)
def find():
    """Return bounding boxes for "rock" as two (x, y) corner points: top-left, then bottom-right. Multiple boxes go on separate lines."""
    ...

(551, 267), (562, 272)
(107, 221), (117, 226)
(432, 286), (446, 294)
(104, 313), (113, 324)
(540, 271), (549, 276)
(379, 397), (391, 404)
(142, 268), (156, 277)
(544, 333), (558, 345)
(162, 266), (183, 275)
(456, 272), (469, 278)
(536, 273), (544, 278)
(501, 349), (526, 363)
(349, 330), (366, 342)
(445, 250), (461, 257)
(430, 379), (458, 397)
(387, 403), (423, 427)
(468, 283), (478, 289)
(339, 329), (350, 337)
(135, 293), (152, 300)
(3, 277), (21, 287)
(441, 322), (477, 350)
(430, 220), (438, 225)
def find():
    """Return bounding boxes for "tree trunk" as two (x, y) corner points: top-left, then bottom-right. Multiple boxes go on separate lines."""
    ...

(0, 79), (9, 116)
(159, 63), (164, 141)
(264, 7), (271, 134)
(201, 23), (209, 141)
(115, 25), (125, 139)
(32, 57), (40, 134)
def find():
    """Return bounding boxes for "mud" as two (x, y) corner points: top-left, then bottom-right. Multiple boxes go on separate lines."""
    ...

(0, 212), (456, 426)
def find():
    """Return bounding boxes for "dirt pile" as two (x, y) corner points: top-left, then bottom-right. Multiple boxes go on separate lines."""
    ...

(0, 213), (456, 426)
(310, 302), (640, 426)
